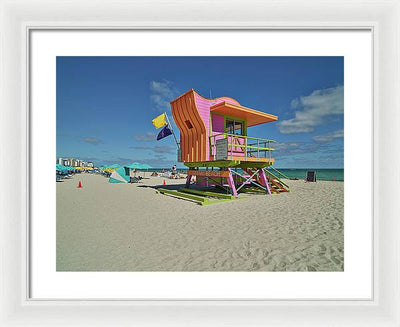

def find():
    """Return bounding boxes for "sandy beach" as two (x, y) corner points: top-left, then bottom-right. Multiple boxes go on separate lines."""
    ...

(57, 173), (344, 272)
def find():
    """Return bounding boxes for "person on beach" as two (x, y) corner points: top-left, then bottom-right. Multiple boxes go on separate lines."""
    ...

(129, 168), (135, 183)
(171, 165), (177, 178)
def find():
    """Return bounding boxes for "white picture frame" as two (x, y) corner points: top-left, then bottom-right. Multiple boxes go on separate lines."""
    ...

(1, 0), (399, 326)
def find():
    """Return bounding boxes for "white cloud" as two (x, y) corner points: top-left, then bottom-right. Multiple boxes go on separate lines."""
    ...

(83, 136), (102, 145)
(277, 85), (344, 134)
(290, 98), (300, 109)
(150, 80), (177, 112)
(129, 145), (176, 154)
(150, 80), (174, 97)
(273, 141), (303, 151)
(313, 129), (344, 142)
(274, 141), (320, 157)
(134, 132), (156, 142)
(150, 94), (171, 111)
(154, 145), (176, 154)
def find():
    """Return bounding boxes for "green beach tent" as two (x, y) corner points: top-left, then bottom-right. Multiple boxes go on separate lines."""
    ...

(108, 167), (130, 183)
(123, 162), (152, 175)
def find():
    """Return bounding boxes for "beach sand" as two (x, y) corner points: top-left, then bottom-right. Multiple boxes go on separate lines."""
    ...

(57, 173), (344, 271)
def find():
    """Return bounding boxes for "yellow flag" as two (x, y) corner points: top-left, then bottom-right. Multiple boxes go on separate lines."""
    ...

(151, 113), (167, 129)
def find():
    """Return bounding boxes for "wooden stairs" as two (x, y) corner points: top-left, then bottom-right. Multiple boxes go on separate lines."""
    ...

(242, 168), (289, 194)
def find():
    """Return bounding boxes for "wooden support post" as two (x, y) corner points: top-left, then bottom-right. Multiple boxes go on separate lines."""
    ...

(227, 168), (238, 198)
(258, 168), (272, 195)
(186, 174), (192, 188)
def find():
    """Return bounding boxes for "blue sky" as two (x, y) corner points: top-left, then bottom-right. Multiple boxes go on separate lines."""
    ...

(57, 56), (344, 168)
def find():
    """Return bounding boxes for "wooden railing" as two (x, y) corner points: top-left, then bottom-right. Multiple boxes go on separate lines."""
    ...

(209, 132), (275, 161)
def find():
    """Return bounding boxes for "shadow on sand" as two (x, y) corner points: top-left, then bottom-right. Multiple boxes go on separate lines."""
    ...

(137, 184), (184, 191)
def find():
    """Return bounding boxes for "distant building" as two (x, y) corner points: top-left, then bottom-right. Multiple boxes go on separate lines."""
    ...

(56, 157), (92, 167)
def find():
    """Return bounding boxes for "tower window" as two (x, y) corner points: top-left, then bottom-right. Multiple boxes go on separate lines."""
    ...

(185, 120), (193, 129)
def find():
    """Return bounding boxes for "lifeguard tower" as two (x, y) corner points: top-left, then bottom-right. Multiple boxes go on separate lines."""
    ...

(168, 89), (289, 199)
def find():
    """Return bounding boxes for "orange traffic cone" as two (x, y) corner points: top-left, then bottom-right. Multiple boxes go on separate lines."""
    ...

(163, 180), (166, 186)
(77, 181), (82, 188)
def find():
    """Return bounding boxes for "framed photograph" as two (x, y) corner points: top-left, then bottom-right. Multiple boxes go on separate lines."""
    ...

(1, 0), (399, 326)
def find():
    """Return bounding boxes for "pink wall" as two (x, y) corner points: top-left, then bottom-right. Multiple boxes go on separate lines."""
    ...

(209, 114), (224, 157)
(213, 97), (239, 105)
(212, 114), (224, 134)
(193, 93), (241, 160)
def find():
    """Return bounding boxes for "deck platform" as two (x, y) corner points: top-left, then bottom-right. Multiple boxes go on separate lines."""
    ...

(184, 159), (274, 169)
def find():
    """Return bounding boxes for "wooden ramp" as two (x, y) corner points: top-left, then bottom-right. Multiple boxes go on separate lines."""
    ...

(157, 188), (236, 205)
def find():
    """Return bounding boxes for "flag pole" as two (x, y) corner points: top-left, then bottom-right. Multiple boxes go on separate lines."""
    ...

(165, 112), (179, 149)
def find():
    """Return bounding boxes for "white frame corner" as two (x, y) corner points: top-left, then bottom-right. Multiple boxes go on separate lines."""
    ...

(1, 0), (399, 326)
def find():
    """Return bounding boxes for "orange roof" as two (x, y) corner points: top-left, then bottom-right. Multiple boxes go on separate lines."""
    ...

(210, 102), (277, 127)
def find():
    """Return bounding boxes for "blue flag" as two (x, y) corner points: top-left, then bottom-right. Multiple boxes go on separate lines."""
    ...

(157, 124), (173, 140)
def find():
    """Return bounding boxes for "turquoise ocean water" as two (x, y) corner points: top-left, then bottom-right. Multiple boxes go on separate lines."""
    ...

(270, 169), (344, 181)
(148, 168), (344, 181)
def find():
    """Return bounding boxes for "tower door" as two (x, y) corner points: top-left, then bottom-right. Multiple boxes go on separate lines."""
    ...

(225, 119), (246, 157)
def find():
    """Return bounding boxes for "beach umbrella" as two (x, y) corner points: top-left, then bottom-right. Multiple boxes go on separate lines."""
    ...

(102, 164), (120, 172)
(139, 163), (152, 169)
(123, 163), (141, 178)
(136, 163), (152, 177)
(124, 162), (142, 169)
(56, 164), (70, 175)
(100, 165), (111, 171)
(106, 164), (121, 171)
(56, 164), (66, 172)
(124, 163), (153, 170)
